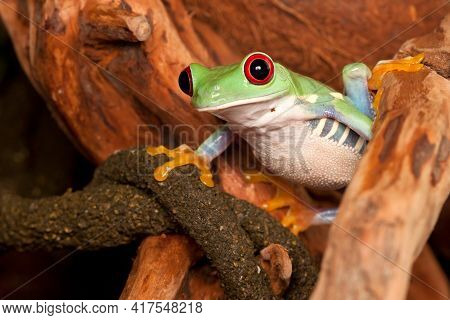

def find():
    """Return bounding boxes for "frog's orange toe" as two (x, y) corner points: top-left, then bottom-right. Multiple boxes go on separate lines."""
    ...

(244, 170), (315, 234)
(280, 207), (315, 235)
(368, 53), (425, 91)
(147, 144), (214, 187)
(368, 53), (424, 114)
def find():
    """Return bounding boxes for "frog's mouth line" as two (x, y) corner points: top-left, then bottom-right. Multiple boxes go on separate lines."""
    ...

(197, 89), (289, 112)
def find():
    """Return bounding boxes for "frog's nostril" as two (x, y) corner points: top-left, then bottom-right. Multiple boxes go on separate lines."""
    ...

(178, 67), (193, 97)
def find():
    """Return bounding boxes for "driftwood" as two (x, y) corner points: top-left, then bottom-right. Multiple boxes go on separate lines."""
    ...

(0, 0), (449, 299)
(312, 69), (449, 299)
(0, 0), (445, 162)
(407, 245), (449, 299)
(312, 69), (450, 299)
(120, 235), (203, 300)
(81, 2), (152, 42)
(121, 238), (296, 299)
(312, 16), (450, 299)
(120, 235), (225, 300)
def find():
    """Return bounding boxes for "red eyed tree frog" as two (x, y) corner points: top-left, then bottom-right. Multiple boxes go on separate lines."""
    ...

(148, 52), (424, 232)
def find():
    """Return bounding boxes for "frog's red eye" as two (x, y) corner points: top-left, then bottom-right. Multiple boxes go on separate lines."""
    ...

(179, 66), (193, 96)
(244, 53), (274, 85)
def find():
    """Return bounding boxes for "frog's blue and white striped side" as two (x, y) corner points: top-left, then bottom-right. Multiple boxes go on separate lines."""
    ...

(308, 118), (367, 155)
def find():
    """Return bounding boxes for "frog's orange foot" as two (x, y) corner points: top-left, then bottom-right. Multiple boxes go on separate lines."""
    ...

(369, 53), (425, 112)
(368, 53), (425, 90)
(280, 206), (315, 235)
(244, 171), (314, 235)
(147, 144), (214, 187)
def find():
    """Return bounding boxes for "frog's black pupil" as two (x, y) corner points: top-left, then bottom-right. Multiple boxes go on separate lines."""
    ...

(179, 69), (192, 96)
(250, 59), (270, 80)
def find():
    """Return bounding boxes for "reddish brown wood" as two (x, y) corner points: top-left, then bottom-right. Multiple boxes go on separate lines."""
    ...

(175, 264), (225, 300)
(397, 14), (450, 78)
(0, 0), (219, 163)
(120, 235), (202, 300)
(1, 0), (448, 300)
(0, 0), (445, 163)
(312, 69), (450, 299)
(81, 2), (152, 42)
(407, 245), (449, 300)
(260, 244), (293, 297)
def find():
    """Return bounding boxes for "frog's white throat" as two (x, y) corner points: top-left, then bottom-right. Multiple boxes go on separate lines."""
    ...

(198, 91), (296, 130)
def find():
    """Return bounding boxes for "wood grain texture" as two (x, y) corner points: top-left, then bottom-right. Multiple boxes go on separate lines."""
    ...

(311, 69), (450, 299)
(397, 14), (450, 79)
(407, 245), (449, 299)
(0, 0), (446, 163)
(81, 2), (152, 42)
(0, 0), (219, 163)
(120, 235), (202, 300)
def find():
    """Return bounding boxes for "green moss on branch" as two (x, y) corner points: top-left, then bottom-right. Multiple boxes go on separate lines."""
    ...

(0, 148), (317, 299)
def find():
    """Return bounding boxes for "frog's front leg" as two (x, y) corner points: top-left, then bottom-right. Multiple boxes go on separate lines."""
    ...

(147, 125), (233, 187)
(342, 62), (375, 119)
(195, 125), (234, 161)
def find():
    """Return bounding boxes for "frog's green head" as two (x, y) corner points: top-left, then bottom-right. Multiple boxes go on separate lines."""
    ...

(178, 52), (292, 112)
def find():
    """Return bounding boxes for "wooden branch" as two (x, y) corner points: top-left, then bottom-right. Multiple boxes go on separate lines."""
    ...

(312, 69), (450, 299)
(0, 0), (220, 163)
(0, 149), (317, 299)
(100, 151), (318, 299)
(120, 235), (202, 299)
(0, 0), (444, 162)
(0, 184), (178, 250)
(175, 264), (224, 299)
(396, 14), (450, 79)
(82, 2), (151, 42)
(0, 1), (215, 298)
(121, 239), (297, 299)
(260, 244), (293, 297)
(407, 244), (449, 299)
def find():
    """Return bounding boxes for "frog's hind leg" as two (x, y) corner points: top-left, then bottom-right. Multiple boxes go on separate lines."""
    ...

(244, 171), (335, 234)
(342, 62), (374, 119)
(310, 208), (338, 225)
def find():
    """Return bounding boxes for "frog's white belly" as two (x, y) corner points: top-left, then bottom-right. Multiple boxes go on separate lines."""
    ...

(241, 118), (367, 190)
